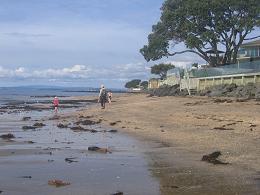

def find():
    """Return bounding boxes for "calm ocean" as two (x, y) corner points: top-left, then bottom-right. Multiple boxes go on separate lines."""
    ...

(0, 86), (99, 105)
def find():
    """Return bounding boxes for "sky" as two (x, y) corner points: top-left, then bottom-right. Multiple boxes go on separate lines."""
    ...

(0, 0), (259, 88)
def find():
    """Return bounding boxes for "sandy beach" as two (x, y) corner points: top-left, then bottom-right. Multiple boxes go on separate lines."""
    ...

(1, 93), (260, 194)
(80, 93), (260, 194)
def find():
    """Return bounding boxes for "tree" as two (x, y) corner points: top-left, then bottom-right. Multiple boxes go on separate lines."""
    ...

(140, 81), (148, 89)
(192, 63), (198, 68)
(151, 63), (175, 79)
(125, 79), (141, 88)
(140, 0), (260, 66)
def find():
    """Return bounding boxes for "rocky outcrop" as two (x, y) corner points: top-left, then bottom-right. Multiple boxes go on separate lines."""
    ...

(199, 83), (260, 99)
(148, 84), (189, 97)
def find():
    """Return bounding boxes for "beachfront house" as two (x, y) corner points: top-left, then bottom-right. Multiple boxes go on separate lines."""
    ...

(148, 78), (160, 89)
(148, 39), (260, 93)
(237, 39), (260, 63)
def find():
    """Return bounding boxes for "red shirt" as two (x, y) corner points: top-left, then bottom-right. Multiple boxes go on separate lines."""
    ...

(53, 98), (59, 106)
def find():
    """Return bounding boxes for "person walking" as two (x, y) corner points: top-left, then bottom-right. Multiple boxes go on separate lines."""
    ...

(53, 96), (59, 113)
(98, 85), (108, 109)
(108, 91), (112, 103)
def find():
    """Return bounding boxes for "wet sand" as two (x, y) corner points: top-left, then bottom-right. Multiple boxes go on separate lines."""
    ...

(0, 96), (160, 195)
(1, 93), (260, 194)
(81, 93), (260, 194)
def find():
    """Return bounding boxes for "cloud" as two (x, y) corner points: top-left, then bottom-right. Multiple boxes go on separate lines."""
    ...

(0, 62), (150, 83)
(4, 32), (52, 38)
(165, 60), (193, 68)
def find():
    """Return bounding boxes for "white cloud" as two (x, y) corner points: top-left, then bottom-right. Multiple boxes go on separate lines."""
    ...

(0, 62), (150, 82)
(165, 60), (193, 68)
(15, 67), (25, 73)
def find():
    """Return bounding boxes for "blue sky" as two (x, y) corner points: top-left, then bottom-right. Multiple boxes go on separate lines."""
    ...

(0, 0), (259, 88)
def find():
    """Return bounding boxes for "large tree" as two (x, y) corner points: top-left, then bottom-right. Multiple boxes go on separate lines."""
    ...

(140, 81), (148, 89)
(140, 0), (260, 66)
(125, 79), (141, 89)
(151, 63), (175, 79)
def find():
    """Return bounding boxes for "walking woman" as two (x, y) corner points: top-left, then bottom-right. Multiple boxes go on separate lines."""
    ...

(98, 85), (108, 109)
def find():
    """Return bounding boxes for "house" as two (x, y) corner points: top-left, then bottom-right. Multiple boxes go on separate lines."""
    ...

(237, 39), (260, 63)
(148, 78), (160, 89)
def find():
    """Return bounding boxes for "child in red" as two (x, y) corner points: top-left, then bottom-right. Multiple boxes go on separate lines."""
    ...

(53, 96), (59, 113)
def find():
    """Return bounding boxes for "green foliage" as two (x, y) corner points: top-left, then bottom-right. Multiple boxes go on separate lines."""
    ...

(151, 63), (175, 79)
(125, 79), (141, 89)
(192, 63), (198, 68)
(140, 81), (148, 89)
(140, 0), (260, 66)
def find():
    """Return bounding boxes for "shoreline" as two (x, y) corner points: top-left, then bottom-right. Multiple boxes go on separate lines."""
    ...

(0, 94), (161, 195)
(1, 93), (259, 194)
(79, 93), (260, 194)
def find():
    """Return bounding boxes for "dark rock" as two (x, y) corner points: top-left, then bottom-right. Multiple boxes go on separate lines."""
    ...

(90, 129), (98, 133)
(70, 126), (86, 131)
(57, 123), (68, 128)
(88, 146), (111, 153)
(199, 83), (260, 99)
(110, 122), (117, 126)
(148, 84), (188, 97)
(33, 122), (46, 127)
(65, 157), (78, 163)
(213, 98), (233, 103)
(22, 125), (36, 130)
(202, 151), (229, 165)
(22, 117), (31, 121)
(0, 133), (15, 139)
(75, 119), (99, 125)
(19, 176), (32, 179)
(70, 126), (91, 132)
(108, 129), (118, 133)
(111, 192), (123, 195)
(213, 127), (234, 130)
(26, 141), (35, 144)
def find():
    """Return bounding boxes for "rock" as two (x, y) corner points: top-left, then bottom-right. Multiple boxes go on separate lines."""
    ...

(90, 129), (98, 133)
(148, 84), (188, 97)
(19, 176), (32, 179)
(202, 151), (229, 165)
(249, 124), (257, 127)
(108, 129), (118, 133)
(88, 146), (111, 153)
(213, 127), (234, 130)
(65, 157), (78, 163)
(57, 123), (68, 128)
(199, 83), (260, 99)
(75, 119), (99, 125)
(111, 192), (123, 195)
(26, 141), (35, 144)
(22, 126), (36, 130)
(33, 122), (46, 127)
(48, 179), (70, 187)
(213, 98), (233, 103)
(70, 126), (86, 131)
(0, 133), (15, 139)
(110, 122), (117, 126)
(22, 117), (31, 121)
